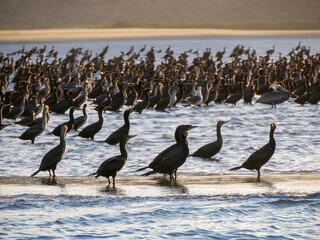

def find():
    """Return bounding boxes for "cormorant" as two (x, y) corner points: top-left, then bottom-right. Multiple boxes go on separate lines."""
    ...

(51, 107), (75, 136)
(230, 123), (276, 182)
(90, 135), (136, 188)
(141, 127), (192, 183)
(78, 106), (108, 140)
(104, 109), (132, 145)
(74, 104), (88, 131)
(136, 124), (197, 173)
(31, 125), (68, 177)
(19, 106), (49, 144)
(191, 121), (228, 158)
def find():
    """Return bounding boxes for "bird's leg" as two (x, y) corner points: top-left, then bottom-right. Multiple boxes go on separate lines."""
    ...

(107, 177), (111, 188)
(112, 176), (116, 188)
(52, 170), (56, 178)
(170, 173), (174, 185)
(48, 170), (52, 177)
(174, 170), (177, 182)
(257, 169), (261, 182)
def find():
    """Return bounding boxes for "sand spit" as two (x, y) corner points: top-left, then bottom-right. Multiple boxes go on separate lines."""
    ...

(1, 174), (320, 197)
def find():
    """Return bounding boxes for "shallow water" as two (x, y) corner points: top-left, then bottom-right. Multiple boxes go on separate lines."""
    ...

(1, 37), (320, 239)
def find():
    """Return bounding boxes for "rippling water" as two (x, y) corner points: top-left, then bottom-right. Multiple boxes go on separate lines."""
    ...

(1, 37), (320, 239)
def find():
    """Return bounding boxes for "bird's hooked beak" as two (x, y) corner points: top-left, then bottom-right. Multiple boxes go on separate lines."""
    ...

(222, 120), (229, 125)
(127, 135), (137, 140)
(188, 125), (198, 130)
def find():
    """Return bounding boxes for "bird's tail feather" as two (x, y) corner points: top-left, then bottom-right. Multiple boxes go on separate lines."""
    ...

(229, 166), (242, 171)
(141, 171), (156, 176)
(135, 166), (148, 172)
(31, 170), (40, 177)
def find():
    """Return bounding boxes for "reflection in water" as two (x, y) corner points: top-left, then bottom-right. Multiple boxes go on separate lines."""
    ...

(40, 177), (58, 186)
(99, 186), (126, 195)
(156, 177), (189, 194)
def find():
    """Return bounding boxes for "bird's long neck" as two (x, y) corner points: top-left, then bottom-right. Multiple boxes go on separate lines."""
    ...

(269, 128), (276, 148)
(119, 139), (128, 159)
(98, 109), (104, 123)
(69, 110), (74, 123)
(83, 106), (88, 118)
(124, 112), (130, 128)
(216, 125), (223, 142)
(181, 137), (189, 156)
(60, 129), (67, 150)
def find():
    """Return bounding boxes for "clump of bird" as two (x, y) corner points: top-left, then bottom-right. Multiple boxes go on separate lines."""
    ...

(0, 42), (319, 187)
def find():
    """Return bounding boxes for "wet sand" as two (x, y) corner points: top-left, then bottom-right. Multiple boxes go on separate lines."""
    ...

(1, 28), (320, 43)
(1, 174), (320, 197)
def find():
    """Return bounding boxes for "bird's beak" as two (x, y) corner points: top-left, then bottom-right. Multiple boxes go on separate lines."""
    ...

(127, 135), (137, 140)
(222, 120), (229, 125)
(188, 125), (198, 130)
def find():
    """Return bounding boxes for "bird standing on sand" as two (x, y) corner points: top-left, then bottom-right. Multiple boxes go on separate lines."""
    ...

(90, 135), (136, 188)
(31, 125), (68, 177)
(141, 127), (192, 183)
(136, 124), (197, 174)
(230, 123), (276, 182)
(191, 121), (228, 158)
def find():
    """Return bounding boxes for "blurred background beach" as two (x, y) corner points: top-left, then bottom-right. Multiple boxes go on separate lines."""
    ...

(0, 0), (320, 41)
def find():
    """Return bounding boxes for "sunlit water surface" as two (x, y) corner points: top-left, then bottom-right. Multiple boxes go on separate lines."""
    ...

(0, 37), (320, 239)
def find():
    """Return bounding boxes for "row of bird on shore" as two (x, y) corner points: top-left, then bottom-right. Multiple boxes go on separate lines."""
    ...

(0, 42), (318, 187)
(29, 118), (276, 188)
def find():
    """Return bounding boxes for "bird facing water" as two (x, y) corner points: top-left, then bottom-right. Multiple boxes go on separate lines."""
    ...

(90, 135), (136, 188)
(230, 123), (276, 182)
(191, 121), (228, 158)
(31, 125), (68, 177)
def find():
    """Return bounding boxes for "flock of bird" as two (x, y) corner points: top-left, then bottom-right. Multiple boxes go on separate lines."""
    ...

(1, 42), (319, 187)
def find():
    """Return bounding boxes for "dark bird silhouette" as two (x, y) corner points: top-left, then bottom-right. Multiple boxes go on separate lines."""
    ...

(31, 125), (68, 177)
(51, 107), (75, 136)
(104, 109), (132, 145)
(78, 106), (108, 140)
(90, 135), (136, 188)
(74, 104), (88, 131)
(191, 121), (228, 158)
(136, 125), (197, 173)
(19, 106), (49, 144)
(141, 127), (193, 183)
(230, 123), (276, 182)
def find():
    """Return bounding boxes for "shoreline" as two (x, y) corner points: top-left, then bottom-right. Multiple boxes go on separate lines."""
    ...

(1, 174), (320, 197)
(1, 28), (320, 43)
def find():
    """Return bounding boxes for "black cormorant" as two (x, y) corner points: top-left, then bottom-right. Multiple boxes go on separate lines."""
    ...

(230, 123), (276, 182)
(136, 124), (197, 173)
(90, 135), (136, 188)
(141, 127), (192, 183)
(104, 109), (132, 145)
(191, 121), (228, 158)
(78, 106), (108, 140)
(51, 107), (75, 136)
(74, 104), (88, 131)
(31, 125), (68, 177)
(19, 105), (49, 144)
